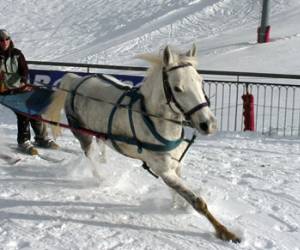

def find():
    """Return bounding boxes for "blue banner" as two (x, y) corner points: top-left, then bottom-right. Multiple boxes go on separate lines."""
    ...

(0, 69), (144, 117)
(29, 69), (144, 87)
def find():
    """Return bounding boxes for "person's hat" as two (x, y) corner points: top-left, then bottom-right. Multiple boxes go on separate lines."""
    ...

(0, 29), (10, 40)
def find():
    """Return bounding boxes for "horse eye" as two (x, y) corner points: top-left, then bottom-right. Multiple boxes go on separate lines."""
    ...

(174, 86), (183, 92)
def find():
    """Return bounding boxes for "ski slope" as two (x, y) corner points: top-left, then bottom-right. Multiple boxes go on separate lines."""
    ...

(1, 0), (300, 73)
(1, 0), (300, 249)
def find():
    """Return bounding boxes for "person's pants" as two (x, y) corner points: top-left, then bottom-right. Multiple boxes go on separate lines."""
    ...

(15, 112), (48, 144)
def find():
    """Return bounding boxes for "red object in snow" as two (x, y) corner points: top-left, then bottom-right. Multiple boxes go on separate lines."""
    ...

(257, 25), (271, 43)
(242, 93), (255, 131)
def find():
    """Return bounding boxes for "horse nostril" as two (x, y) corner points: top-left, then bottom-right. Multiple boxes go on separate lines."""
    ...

(199, 122), (208, 132)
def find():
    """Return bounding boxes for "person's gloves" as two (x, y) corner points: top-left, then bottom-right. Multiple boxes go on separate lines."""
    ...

(20, 83), (33, 92)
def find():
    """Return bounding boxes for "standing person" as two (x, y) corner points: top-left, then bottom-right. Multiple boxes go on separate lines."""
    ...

(0, 29), (58, 155)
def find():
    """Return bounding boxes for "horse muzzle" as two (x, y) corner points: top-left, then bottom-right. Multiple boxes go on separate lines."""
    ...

(198, 117), (218, 135)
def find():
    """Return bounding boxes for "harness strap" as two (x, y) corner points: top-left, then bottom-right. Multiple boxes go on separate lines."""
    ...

(128, 89), (143, 153)
(179, 133), (197, 162)
(96, 73), (132, 91)
(142, 133), (196, 179)
(140, 97), (184, 147)
(142, 162), (159, 178)
(70, 74), (126, 113)
(107, 91), (129, 154)
(107, 88), (184, 153)
(70, 75), (94, 113)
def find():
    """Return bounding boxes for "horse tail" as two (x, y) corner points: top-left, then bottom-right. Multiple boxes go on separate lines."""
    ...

(43, 73), (78, 138)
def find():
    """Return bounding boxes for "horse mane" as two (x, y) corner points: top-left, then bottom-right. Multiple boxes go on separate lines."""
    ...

(136, 50), (198, 71)
(135, 49), (199, 103)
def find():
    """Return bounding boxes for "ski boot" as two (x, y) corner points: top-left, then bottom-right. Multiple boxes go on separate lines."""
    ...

(18, 140), (38, 155)
(35, 137), (59, 149)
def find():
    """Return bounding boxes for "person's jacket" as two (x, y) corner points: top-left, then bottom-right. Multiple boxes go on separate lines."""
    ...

(0, 46), (28, 93)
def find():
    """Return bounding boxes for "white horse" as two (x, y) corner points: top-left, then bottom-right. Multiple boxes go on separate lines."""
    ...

(43, 45), (240, 243)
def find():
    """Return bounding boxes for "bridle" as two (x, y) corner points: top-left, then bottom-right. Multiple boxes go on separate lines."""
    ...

(162, 63), (210, 121)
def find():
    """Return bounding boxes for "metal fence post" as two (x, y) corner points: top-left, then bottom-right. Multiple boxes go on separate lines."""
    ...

(234, 76), (240, 131)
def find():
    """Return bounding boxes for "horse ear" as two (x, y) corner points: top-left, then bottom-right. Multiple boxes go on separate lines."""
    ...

(163, 46), (174, 66)
(186, 44), (197, 57)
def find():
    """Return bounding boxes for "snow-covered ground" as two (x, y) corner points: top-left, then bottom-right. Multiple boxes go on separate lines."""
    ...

(1, 0), (300, 249)
(1, 123), (300, 250)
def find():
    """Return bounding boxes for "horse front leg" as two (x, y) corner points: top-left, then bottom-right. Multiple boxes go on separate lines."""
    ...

(171, 163), (188, 209)
(161, 171), (241, 243)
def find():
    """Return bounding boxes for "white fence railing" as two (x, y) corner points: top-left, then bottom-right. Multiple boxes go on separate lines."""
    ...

(28, 61), (300, 137)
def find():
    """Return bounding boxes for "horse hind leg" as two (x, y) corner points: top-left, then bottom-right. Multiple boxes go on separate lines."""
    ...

(161, 171), (241, 243)
(96, 138), (107, 163)
(75, 132), (93, 157)
(67, 115), (93, 155)
(73, 131), (101, 180)
(67, 115), (101, 179)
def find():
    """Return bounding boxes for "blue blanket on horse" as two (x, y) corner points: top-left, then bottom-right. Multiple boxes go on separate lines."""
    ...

(0, 88), (53, 116)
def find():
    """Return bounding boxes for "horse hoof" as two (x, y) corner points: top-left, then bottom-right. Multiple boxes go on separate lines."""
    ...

(233, 237), (241, 244)
(216, 227), (241, 243)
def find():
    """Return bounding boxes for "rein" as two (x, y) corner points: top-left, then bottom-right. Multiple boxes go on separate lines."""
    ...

(33, 79), (190, 127)
(162, 63), (210, 120)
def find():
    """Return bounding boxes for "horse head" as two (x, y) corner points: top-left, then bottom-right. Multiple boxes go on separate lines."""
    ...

(161, 44), (217, 135)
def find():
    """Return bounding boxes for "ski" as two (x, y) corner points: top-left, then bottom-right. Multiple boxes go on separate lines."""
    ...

(8, 145), (64, 163)
(0, 153), (21, 165)
(37, 153), (65, 163)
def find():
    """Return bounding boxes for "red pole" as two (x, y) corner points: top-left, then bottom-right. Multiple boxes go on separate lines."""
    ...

(257, 25), (271, 43)
(257, 0), (271, 43)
